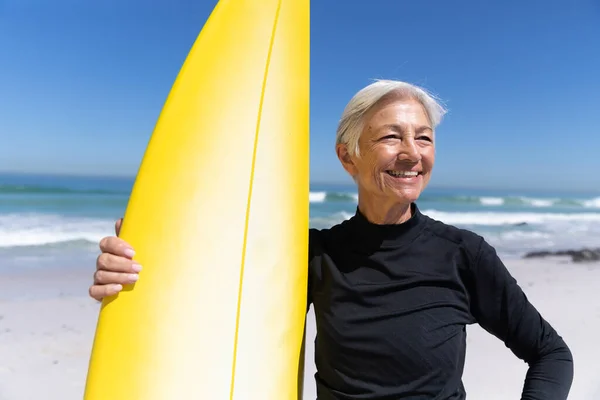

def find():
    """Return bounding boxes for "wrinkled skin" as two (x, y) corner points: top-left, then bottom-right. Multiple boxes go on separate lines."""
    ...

(336, 95), (435, 224)
(89, 217), (137, 300)
(88, 94), (436, 300)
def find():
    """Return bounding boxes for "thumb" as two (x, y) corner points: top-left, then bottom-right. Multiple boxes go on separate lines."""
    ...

(115, 218), (123, 236)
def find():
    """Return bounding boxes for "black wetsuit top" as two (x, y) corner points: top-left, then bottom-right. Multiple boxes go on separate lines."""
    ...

(307, 203), (573, 400)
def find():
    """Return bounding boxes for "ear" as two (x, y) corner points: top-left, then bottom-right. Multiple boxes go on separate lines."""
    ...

(336, 143), (358, 177)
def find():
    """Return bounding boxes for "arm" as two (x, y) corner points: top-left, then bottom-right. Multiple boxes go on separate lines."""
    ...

(468, 239), (573, 400)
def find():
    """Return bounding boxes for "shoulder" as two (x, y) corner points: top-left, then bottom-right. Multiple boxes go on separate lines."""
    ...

(419, 212), (488, 265)
(307, 221), (351, 283)
(309, 219), (352, 258)
(420, 213), (511, 298)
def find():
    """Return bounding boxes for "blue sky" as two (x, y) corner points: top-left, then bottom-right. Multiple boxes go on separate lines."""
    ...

(1, 0), (599, 191)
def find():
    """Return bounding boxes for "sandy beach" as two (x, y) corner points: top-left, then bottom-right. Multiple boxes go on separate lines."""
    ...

(1, 255), (598, 400)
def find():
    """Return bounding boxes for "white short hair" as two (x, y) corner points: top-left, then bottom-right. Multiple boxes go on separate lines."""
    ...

(335, 79), (447, 156)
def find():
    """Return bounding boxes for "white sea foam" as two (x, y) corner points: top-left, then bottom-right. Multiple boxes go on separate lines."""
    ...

(309, 191), (358, 203)
(309, 191), (327, 203)
(0, 213), (112, 248)
(582, 197), (600, 208)
(520, 197), (555, 207)
(307, 191), (600, 208)
(480, 197), (504, 206)
(309, 211), (354, 230)
(2, 207), (599, 261)
(422, 209), (600, 226)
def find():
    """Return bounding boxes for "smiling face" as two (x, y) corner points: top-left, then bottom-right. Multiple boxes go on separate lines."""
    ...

(337, 94), (435, 220)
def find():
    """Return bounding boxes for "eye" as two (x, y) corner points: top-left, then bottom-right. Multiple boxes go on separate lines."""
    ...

(380, 134), (400, 140)
(417, 135), (433, 142)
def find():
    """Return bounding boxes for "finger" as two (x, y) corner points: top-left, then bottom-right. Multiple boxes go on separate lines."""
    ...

(89, 284), (123, 301)
(96, 252), (142, 273)
(115, 218), (123, 236)
(98, 236), (135, 259)
(94, 269), (139, 286)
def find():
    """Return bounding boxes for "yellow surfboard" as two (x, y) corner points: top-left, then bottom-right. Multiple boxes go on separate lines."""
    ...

(83, 0), (310, 399)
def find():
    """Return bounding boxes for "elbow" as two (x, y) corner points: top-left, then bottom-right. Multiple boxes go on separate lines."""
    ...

(547, 340), (574, 376)
(544, 335), (573, 365)
(529, 334), (573, 366)
(524, 337), (574, 399)
(556, 338), (573, 364)
(529, 335), (574, 381)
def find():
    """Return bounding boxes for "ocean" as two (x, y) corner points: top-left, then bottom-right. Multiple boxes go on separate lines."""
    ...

(1, 173), (599, 268)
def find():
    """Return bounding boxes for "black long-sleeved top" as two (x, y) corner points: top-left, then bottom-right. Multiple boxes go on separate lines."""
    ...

(307, 203), (573, 399)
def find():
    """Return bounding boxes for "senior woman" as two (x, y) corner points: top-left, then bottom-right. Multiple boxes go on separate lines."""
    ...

(89, 80), (573, 399)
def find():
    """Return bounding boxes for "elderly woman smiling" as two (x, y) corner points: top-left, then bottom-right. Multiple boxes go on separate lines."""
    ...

(89, 80), (574, 399)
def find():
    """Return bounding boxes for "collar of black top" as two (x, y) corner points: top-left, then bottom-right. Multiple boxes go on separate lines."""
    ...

(347, 203), (426, 250)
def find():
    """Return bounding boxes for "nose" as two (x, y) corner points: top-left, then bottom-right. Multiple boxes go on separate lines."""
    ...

(397, 137), (421, 162)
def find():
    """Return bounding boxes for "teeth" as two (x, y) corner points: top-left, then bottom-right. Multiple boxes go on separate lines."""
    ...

(387, 170), (418, 177)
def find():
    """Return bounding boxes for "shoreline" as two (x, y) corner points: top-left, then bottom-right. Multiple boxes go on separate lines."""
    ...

(0, 257), (598, 399)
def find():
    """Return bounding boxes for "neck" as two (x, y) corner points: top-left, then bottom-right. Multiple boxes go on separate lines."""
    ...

(357, 193), (413, 225)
